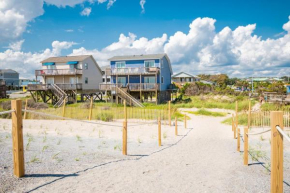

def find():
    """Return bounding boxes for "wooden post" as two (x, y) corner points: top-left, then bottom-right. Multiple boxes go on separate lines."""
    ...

(232, 114), (234, 131)
(184, 114), (187, 129)
(248, 101), (251, 128)
(89, 97), (93, 121)
(233, 116), (236, 139)
(244, 127), (248, 166)
(237, 128), (240, 152)
(168, 101), (171, 126)
(270, 111), (283, 193)
(11, 100), (25, 178)
(235, 101), (238, 138)
(23, 99), (28, 120)
(175, 117), (178, 136)
(124, 100), (127, 122)
(122, 121), (127, 155)
(158, 117), (161, 146)
(62, 101), (66, 117)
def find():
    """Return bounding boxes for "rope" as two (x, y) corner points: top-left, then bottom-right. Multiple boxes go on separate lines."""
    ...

(23, 109), (158, 128)
(276, 126), (290, 143)
(23, 109), (123, 128)
(246, 129), (271, 136)
(0, 110), (15, 115)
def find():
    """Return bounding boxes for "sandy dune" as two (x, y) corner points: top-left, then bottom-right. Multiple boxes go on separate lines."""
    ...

(0, 112), (289, 192)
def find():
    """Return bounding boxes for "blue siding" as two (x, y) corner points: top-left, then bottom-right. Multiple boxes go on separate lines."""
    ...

(110, 57), (170, 90)
(160, 56), (172, 91)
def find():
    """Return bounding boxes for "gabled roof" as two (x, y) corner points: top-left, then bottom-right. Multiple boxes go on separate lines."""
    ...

(108, 53), (173, 74)
(108, 54), (167, 61)
(41, 55), (92, 63)
(0, 69), (19, 74)
(172, 72), (200, 78)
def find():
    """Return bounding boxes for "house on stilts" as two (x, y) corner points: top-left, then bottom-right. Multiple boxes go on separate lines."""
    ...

(99, 54), (173, 106)
(27, 55), (103, 107)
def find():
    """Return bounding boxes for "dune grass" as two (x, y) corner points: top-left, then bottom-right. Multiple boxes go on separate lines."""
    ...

(186, 109), (227, 117)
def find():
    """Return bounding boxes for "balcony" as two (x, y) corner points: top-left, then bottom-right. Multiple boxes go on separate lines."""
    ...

(28, 83), (82, 91)
(105, 67), (159, 76)
(35, 69), (82, 76)
(99, 83), (159, 91)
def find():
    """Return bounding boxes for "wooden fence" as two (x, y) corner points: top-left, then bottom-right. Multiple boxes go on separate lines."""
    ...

(233, 101), (290, 193)
(250, 111), (290, 128)
(4, 99), (188, 178)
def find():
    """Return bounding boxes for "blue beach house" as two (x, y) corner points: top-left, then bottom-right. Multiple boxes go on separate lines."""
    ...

(100, 54), (173, 106)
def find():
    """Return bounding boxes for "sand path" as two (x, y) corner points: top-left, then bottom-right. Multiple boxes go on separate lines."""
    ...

(19, 113), (273, 193)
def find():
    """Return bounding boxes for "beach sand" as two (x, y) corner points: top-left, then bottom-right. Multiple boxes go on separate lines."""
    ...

(0, 112), (289, 192)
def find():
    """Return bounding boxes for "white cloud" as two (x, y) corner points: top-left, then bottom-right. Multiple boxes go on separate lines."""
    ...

(0, 0), (118, 42)
(1, 16), (290, 78)
(0, 41), (76, 78)
(80, 7), (92, 16)
(0, 0), (44, 42)
(7, 40), (25, 51)
(140, 0), (146, 13)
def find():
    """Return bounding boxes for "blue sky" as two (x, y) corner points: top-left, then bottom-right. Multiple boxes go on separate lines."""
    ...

(0, 0), (290, 78)
(19, 0), (290, 53)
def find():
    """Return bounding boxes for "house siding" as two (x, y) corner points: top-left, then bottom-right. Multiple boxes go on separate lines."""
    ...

(81, 57), (102, 90)
(160, 56), (171, 91)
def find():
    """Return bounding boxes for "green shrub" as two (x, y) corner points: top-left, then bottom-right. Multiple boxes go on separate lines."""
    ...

(96, 112), (113, 122)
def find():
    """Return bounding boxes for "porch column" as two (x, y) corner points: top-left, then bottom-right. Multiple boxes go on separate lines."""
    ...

(140, 74), (142, 102)
(155, 72), (158, 105)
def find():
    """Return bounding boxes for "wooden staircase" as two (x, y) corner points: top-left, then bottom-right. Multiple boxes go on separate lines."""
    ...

(50, 84), (67, 107)
(113, 85), (144, 108)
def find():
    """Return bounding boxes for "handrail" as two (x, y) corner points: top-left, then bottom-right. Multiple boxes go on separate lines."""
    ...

(276, 125), (290, 143)
(0, 110), (15, 115)
(115, 86), (144, 107)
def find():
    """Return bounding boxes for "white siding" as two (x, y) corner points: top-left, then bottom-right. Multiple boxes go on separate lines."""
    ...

(81, 57), (102, 90)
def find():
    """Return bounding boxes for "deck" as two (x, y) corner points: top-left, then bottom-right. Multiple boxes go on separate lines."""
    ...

(99, 83), (159, 91)
(27, 83), (83, 91)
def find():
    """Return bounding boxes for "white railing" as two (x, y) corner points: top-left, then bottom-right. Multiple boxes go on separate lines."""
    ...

(35, 69), (82, 76)
(106, 67), (159, 75)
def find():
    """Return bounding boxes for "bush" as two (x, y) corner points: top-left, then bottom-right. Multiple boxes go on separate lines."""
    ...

(96, 112), (113, 122)
(80, 102), (95, 109)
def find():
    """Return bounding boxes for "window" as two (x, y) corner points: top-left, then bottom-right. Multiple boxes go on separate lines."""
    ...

(85, 77), (88, 84)
(102, 78), (105, 82)
(117, 77), (126, 87)
(161, 77), (164, 84)
(144, 60), (155, 68)
(160, 60), (163, 68)
(144, 77), (156, 83)
(84, 63), (88, 70)
(116, 61), (126, 68)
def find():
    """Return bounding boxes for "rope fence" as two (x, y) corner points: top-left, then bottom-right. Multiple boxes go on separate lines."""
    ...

(0, 110), (15, 115)
(276, 125), (290, 143)
(3, 99), (189, 179)
(246, 129), (271, 136)
(233, 101), (289, 193)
